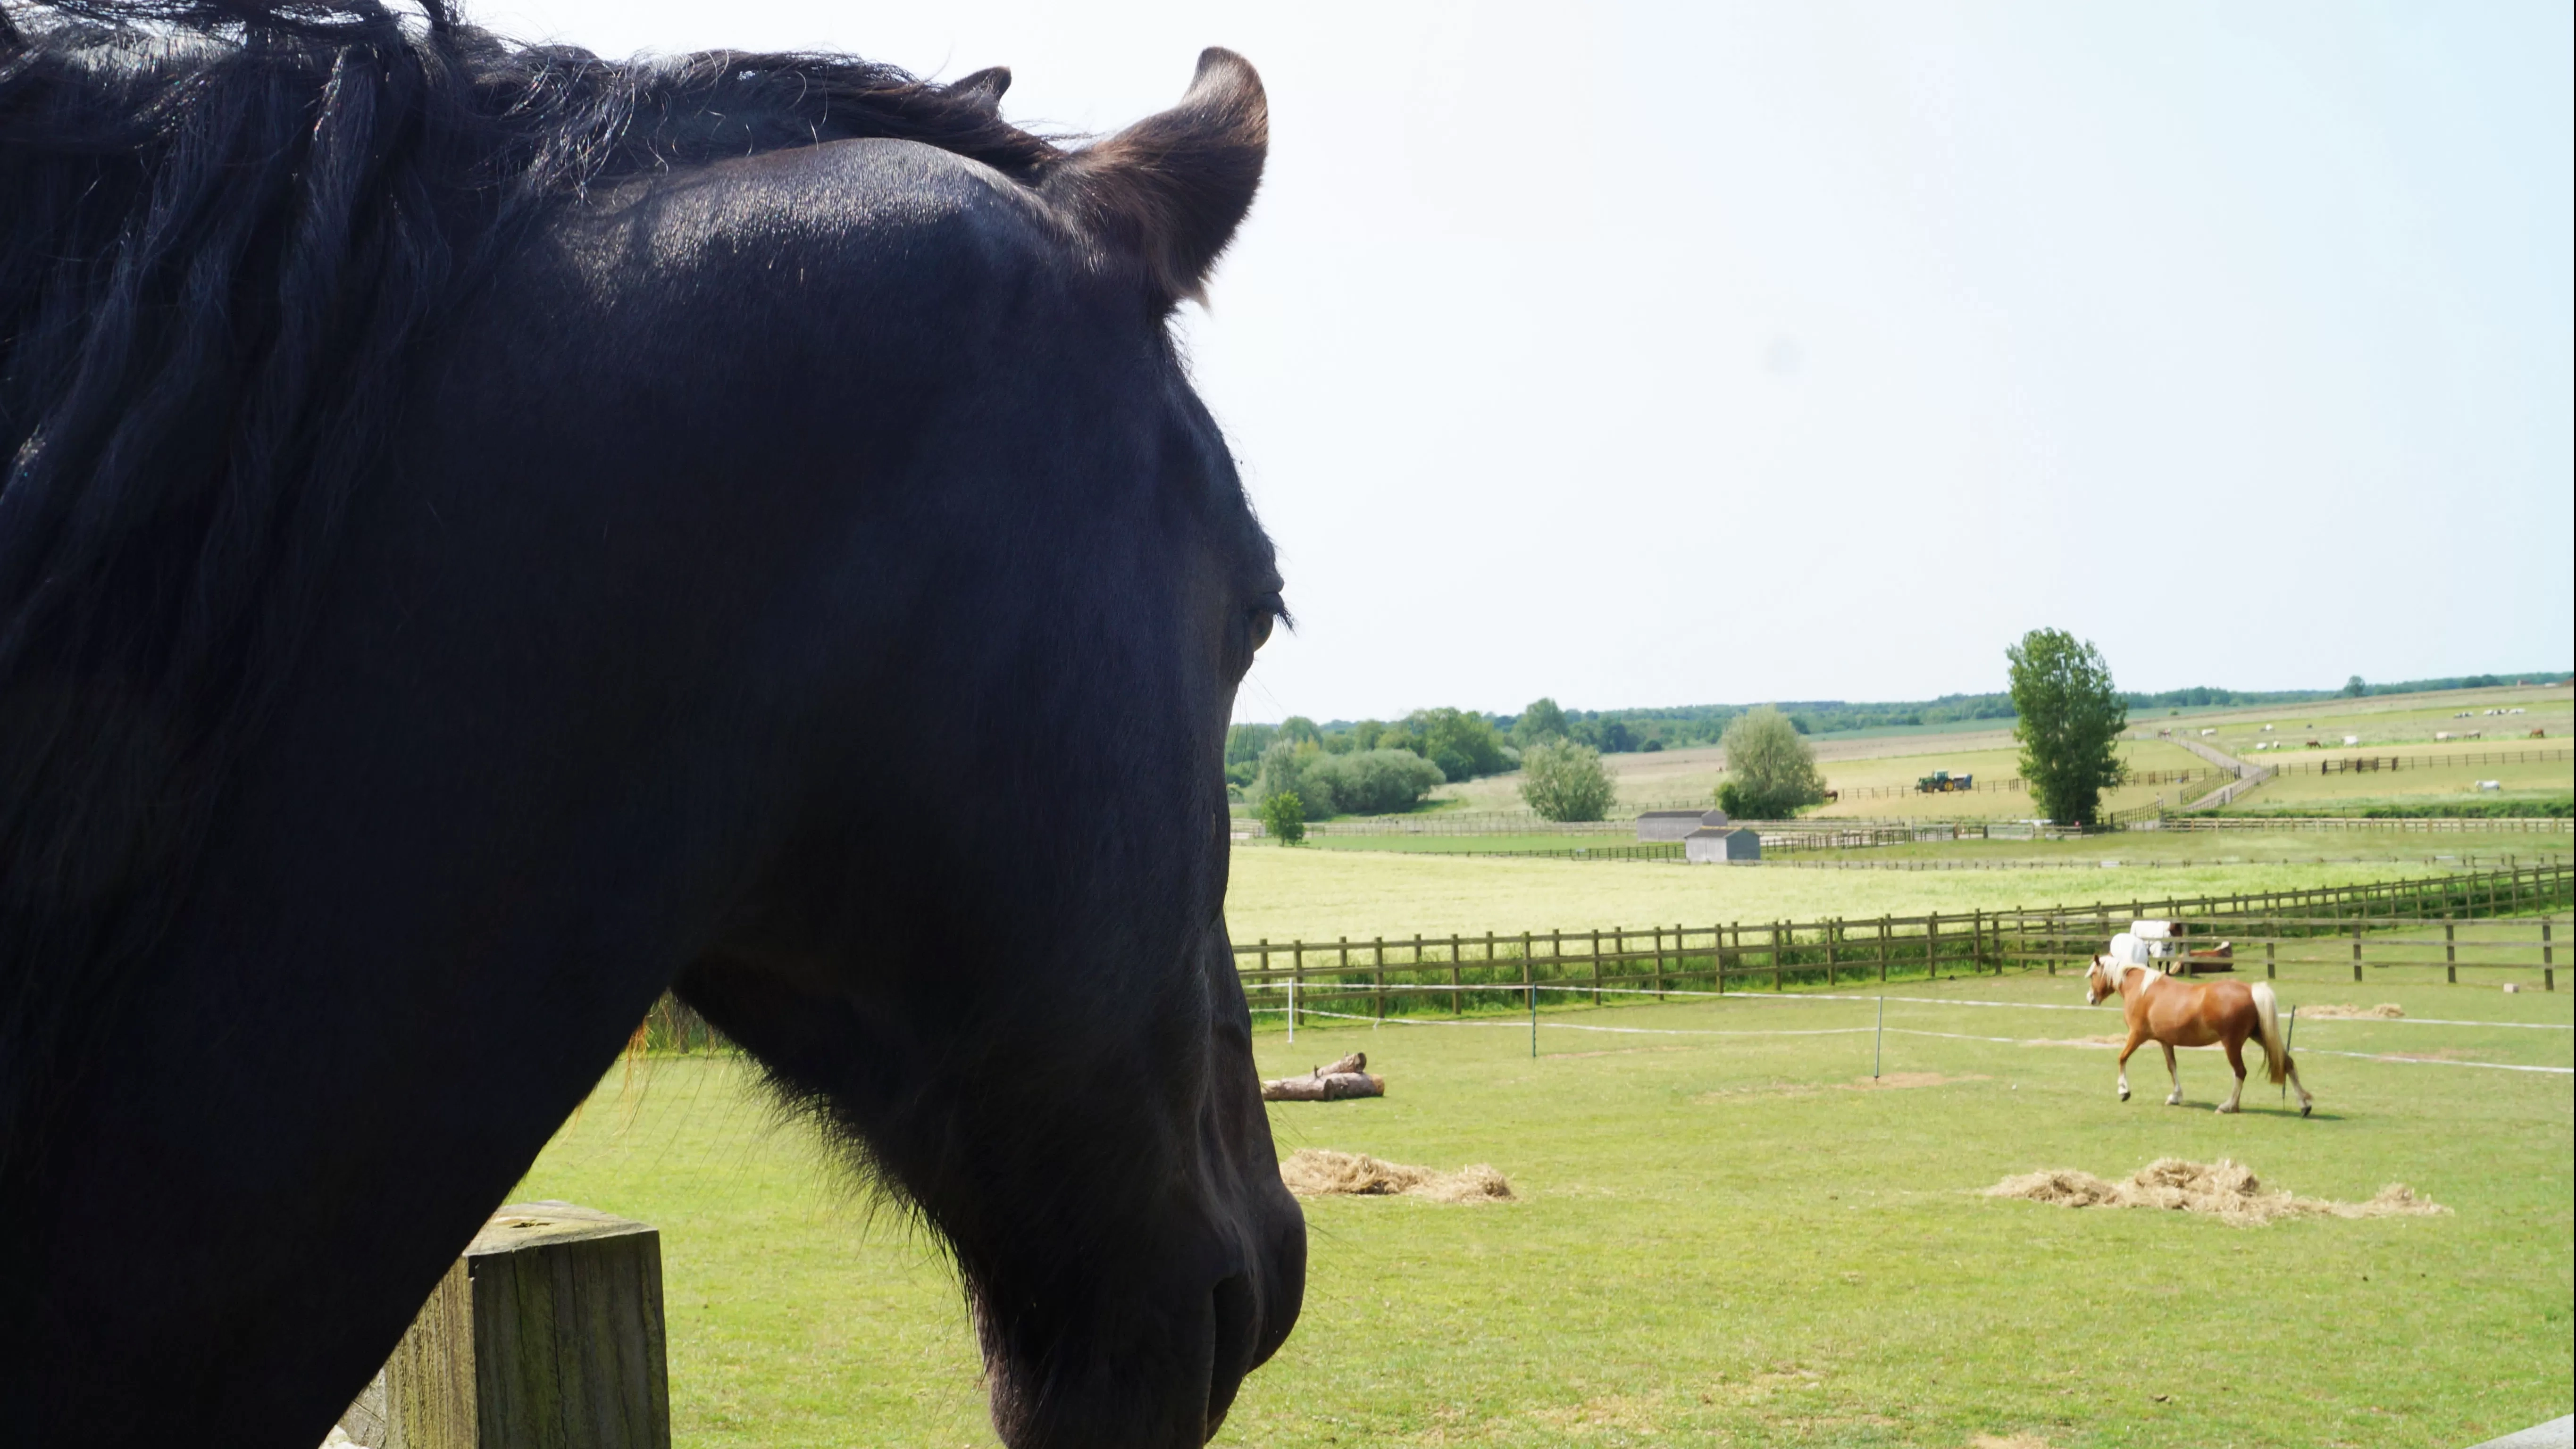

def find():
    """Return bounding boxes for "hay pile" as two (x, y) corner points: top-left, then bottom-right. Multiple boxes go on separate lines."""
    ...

(2298, 1003), (2405, 1020)
(1279, 1149), (1514, 1204)
(1984, 1158), (2446, 1226)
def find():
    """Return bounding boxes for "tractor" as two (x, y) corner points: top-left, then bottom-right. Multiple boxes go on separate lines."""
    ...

(1915, 770), (1975, 793)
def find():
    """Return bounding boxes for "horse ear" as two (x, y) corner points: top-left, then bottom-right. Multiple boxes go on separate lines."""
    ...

(1043, 48), (1267, 307)
(950, 67), (1012, 108)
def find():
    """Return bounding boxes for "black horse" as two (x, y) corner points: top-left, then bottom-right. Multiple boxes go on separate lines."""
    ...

(0, 4), (1301, 1444)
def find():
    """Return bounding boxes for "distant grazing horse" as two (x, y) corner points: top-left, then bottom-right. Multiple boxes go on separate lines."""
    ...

(2087, 959), (2313, 1116)
(0, 4), (1301, 1445)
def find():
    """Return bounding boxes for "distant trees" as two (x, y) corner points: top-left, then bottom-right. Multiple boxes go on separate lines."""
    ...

(1253, 740), (1444, 818)
(1224, 723), (1279, 790)
(1571, 717), (1636, 753)
(1520, 740), (1616, 822)
(2008, 628), (2128, 826)
(1714, 706), (1827, 819)
(1306, 750), (1447, 815)
(1236, 705), (1521, 813)
(1251, 741), (1305, 806)
(1259, 790), (1306, 845)
(1513, 698), (1570, 748)
(1377, 707), (1513, 782)
(2342, 675), (2367, 698)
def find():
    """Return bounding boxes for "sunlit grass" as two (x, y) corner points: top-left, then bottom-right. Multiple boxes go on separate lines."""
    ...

(515, 969), (2572, 1448)
(1221, 847), (2476, 946)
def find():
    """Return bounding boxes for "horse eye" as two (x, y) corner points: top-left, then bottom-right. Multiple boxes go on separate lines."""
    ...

(1244, 591), (1285, 650)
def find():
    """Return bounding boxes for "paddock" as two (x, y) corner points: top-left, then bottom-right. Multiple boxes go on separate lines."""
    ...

(516, 937), (2574, 1448)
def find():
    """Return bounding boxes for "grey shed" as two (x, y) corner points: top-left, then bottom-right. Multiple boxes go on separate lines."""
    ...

(1637, 808), (1729, 842)
(1684, 826), (1760, 864)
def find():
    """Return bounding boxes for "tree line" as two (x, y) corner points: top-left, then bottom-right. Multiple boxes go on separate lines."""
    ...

(1232, 648), (2559, 834)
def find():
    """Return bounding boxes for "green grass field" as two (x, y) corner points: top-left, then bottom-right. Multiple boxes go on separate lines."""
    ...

(1300, 833), (1648, 855)
(1806, 741), (2210, 821)
(515, 967), (2573, 1448)
(2238, 759), (2571, 809)
(1793, 831), (2570, 869)
(2165, 683), (2570, 758)
(1221, 848), (2492, 945)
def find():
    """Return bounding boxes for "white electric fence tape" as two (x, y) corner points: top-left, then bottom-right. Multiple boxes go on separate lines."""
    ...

(1251, 985), (2573, 1071)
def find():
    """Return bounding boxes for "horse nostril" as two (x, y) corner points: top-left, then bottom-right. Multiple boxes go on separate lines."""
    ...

(1204, 1272), (1257, 1434)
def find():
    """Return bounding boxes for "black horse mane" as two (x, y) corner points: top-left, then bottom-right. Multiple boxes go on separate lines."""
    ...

(0, 0), (1062, 1165)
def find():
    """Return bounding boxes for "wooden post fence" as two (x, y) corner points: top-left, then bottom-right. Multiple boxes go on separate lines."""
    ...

(341, 1204), (670, 1449)
(1223, 864), (2570, 1005)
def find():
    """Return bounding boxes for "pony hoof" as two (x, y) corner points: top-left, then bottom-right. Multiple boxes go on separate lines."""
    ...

(2118, 1090), (2130, 1102)
(2300, 1104), (2313, 1118)
(2216, 1103), (2237, 1115)
(2165, 1096), (2183, 1107)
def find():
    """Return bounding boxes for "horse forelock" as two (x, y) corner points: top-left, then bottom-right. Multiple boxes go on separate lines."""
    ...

(0, 0), (1067, 1172)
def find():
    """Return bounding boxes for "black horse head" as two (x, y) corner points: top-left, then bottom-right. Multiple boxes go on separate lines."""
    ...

(0, 6), (1299, 1445)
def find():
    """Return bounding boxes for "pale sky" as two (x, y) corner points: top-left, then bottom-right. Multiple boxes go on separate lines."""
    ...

(477, 0), (2575, 722)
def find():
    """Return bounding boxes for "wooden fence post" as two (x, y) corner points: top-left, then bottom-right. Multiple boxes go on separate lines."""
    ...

(1878, 916), (1891, 983)
(2351, 922), (2363, 982)
(1925, 916), (1940, 983)
(2445, 923), (2457, 984)
(1771, 921), (1784, 991)
(345, 1204), (672, 1449)
(2265, 940), (2275, 979)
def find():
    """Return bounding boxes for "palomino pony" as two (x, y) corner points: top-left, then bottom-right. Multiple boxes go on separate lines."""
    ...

(1, 4), (1299, 1445)
(2087, 959), (2314, 1116)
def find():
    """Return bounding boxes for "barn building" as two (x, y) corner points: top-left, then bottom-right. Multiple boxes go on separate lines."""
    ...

(1684, 826), (1761, 864)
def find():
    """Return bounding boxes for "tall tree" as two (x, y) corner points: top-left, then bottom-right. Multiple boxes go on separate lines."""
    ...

(1259, 790), (1306, 845)
(2008, 629), (2128, 825)
(1513, 697), (1570, 747)
(1407, 707), (1511, 782)
(1714, 706), (1827, 819)
(1519, 740), (1615, 822)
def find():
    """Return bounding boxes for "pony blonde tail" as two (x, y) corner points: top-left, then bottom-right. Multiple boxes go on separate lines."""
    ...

(2251, 983), (2291, 1085)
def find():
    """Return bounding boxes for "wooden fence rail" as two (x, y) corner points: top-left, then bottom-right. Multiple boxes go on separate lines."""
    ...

(1232, 863), (2575, 1025)
(635, 864), (2572, 1053)
(2258, 746), (2570, 774)
(2134, 814), (2572, 833)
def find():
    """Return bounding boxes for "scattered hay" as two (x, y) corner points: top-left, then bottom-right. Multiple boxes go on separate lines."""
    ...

(1848, 1072), (1986, 1091)
(1984, 1158), (2448, 1227)
(2297, 1002), (2405, 1020)
(1971, 1436), (2054, 1449)
(1280, 1149), (1514, 1204)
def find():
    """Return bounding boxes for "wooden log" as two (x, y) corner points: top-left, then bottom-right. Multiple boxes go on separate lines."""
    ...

(1261, 1051), (1386, 1101)
(341, 1203), (671, 1449)
(1260, 1072), (1385, 1101)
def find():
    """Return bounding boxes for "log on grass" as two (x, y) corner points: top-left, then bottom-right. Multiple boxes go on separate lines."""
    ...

(1262, 1051), (1386, 1101)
